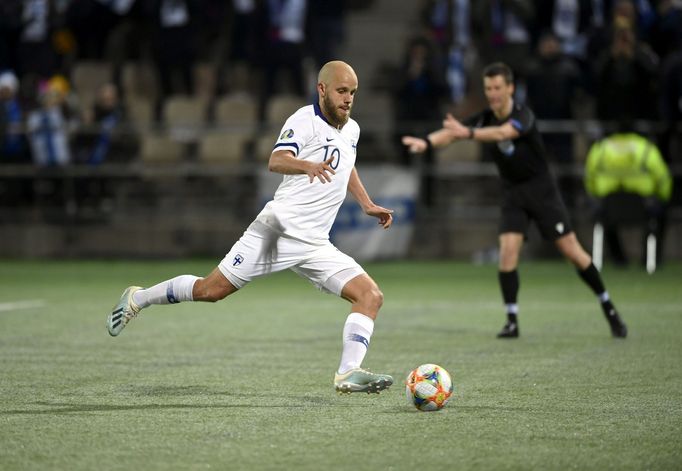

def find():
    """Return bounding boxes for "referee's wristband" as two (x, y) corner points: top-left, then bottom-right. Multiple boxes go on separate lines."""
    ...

(423, 136), (433, 152)
(468, 127), (475, 139)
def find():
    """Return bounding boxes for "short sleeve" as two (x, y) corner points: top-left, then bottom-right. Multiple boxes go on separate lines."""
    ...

(272, 109), (313, 157)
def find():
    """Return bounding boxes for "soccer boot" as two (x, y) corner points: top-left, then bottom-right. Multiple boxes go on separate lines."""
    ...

(334, 368), (393, 394)
(604, 307), (627, 338)
(497, 321), (519, 338)
(107, 286), (142, 337)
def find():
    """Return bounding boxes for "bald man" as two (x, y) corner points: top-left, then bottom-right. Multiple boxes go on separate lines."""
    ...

(108, 61), (395, 394)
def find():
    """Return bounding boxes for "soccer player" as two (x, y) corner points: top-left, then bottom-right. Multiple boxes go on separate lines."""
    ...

(108, 61), (395, 393)
(402, 62), (627, 339)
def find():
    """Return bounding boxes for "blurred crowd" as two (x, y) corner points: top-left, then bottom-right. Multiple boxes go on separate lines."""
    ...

(0, 0), (348, 166)
(0, 0), (681, 170)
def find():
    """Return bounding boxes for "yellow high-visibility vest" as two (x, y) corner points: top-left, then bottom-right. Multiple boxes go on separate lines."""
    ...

(585, 133), (672, 201)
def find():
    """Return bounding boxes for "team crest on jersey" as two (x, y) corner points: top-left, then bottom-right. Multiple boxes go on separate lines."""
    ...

(555, 222), (565, 234)
(280, 129), (294, 140)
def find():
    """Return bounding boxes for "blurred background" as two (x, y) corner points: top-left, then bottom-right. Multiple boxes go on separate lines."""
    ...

(0, 0), (680, 266)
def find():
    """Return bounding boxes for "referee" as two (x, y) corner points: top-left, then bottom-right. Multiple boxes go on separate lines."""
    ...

(402, 62), (627, 339)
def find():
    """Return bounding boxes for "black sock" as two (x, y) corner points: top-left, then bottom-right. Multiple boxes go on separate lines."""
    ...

(499, 270), (519, 304)
(578, 263), (619, 315)
(577, 263), (605, 296)
(499, 270), (519, 324)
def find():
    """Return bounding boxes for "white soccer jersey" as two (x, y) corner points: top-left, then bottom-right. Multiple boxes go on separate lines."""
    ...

(256, 103), (360, 244)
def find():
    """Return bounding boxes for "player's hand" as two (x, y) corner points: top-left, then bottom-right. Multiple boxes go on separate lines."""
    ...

(442, 113), (470, 139)
(401, 135), (428, 153)
(365, 204), (394, 229)
(307, 157), (336, 183)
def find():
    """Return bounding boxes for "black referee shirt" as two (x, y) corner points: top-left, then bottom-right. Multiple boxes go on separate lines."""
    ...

(465, 102), (549, 185)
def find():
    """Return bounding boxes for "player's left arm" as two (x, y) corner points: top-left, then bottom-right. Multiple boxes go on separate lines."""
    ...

(442, 113), (520, 142)
(348, 167), (393, 229)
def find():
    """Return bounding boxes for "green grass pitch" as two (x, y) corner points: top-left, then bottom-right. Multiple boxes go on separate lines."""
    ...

(1, 259), (681, 470)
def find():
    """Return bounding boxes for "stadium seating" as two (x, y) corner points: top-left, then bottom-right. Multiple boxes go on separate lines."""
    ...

(140, 133), (186, 163)
(198, 132), (251, 164)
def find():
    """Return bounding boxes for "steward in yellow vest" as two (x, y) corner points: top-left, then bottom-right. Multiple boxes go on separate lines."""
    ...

(585, 132), (672, 202)
(585, 132), (673, 267)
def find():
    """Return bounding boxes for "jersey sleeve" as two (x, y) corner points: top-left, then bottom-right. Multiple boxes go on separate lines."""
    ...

(508, 106), (535, 135)
(272, 108), (314, 157)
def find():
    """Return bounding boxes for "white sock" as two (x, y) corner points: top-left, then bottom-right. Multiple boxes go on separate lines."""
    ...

(337, 312), (374, 374)
(132, 275), (199, 309)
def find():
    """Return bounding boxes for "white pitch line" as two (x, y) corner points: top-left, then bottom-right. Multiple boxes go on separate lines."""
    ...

(0, 300), (46, 312)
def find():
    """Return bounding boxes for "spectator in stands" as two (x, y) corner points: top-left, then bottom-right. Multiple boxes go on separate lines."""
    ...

(585, 123), (673, 267)
(0, 70), (28, 162)
(418, 0), (474, 105)
(526, 31), (582, 164)
(26, 76), (73, 166)
(471, 0), (536, 99)
(533, 0), (594, 64)
(393, 35), (449, 165)
(307, 0), (346, 71)
(215, 0), (258, 96)
(593, 15), (659, 122)
(4, 0), (62, 117)
(74, 82), (139, 164)
(65, 0), (122, 60)
(226, 0), (258, 65)
(145, 0), (200, 121)
(15, 0), (58, 81)
(254, 0), (308, 124)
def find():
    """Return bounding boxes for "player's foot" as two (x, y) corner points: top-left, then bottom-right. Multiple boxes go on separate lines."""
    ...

(107, 286), (142, 337)
(334, 368), (393, 394)
(604, 307), (627, 338)
(497, 321), (519, 338)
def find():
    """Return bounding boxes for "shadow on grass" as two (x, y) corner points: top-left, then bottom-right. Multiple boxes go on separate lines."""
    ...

(3, 401), (329, 415)
(2, 392), (380, 415)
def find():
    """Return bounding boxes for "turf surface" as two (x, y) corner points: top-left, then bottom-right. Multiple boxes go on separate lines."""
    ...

(1, 259), (681, 470)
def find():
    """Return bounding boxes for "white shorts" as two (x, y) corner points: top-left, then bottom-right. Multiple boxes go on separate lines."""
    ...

(218, 220), (365, 296)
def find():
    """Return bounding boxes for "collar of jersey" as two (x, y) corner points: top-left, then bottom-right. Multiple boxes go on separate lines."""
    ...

(313, 102), (333, 127)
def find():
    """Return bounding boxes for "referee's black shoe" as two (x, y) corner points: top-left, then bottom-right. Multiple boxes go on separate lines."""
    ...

(605, 308), (628, 338)
(497, 321), (519, 338)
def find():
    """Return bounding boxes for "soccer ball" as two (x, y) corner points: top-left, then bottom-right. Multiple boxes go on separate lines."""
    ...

(405, 364), (454, 411)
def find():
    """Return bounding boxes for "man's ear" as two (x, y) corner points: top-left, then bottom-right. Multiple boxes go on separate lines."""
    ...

(317, 82), (325, 97)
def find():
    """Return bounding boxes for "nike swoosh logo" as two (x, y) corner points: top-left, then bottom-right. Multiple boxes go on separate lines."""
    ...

(326, 137), (334, 142)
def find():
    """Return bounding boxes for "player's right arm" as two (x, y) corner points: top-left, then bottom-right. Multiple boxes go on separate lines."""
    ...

(401, 127), (457, 153)
(268, 149), (336, 184)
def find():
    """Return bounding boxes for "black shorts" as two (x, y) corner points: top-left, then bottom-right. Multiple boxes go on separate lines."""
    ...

(499, 175), (572, 241)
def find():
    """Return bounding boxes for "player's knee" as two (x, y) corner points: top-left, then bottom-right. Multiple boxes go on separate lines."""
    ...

(362, 286), (384, 311)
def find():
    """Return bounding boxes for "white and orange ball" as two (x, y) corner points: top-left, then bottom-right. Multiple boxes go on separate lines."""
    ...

(405, 364), (454, 411)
